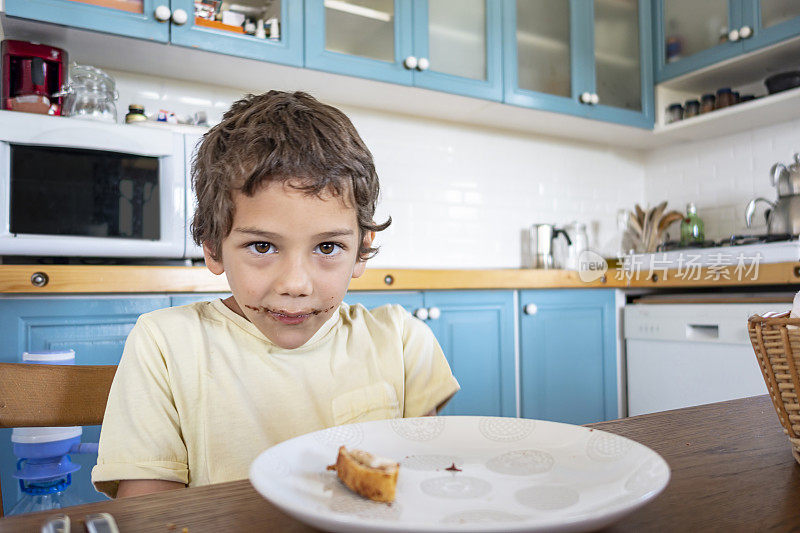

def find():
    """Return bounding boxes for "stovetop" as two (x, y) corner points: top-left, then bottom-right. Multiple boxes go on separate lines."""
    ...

(632, 234), (800, 267)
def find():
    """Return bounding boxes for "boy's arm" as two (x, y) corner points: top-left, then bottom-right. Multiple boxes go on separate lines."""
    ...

(117, 479), (185, 498)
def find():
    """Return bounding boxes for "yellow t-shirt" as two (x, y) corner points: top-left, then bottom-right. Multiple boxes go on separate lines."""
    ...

(91, 300), (460, 498)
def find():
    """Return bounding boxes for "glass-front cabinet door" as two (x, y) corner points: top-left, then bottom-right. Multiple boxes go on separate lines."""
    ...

(170, 0), (303, 65)
(504, 0), (652, 128)
(655, 0), (742, 82)
(583, 0), (653, 128)
(304, 0), (502, 100)
(742, 0), (800, 51)
(503, 0), (578, 115)
(4, 0), (170, 42)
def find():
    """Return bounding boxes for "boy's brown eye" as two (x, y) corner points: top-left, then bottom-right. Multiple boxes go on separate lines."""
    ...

(254, 242), (272, 253)
(319, 243), (335, 255)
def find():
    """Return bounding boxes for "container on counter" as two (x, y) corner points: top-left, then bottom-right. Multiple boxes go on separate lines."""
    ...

(125, 104), (147, 123)
(715, 88), (735, 109)
(683, 99), (700, 119)
(666, 103), (683, 124)
(700, 93), (715, 114)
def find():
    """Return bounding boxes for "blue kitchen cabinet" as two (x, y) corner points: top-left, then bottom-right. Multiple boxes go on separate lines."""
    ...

(422, 291), (515, 418)
(518, 289), (617, 425)
(5, 0), (303, 66)
(655, 1), (800, 83)
(5, 0), (170, 42)
(169, 0), (303, 66)
(0, 296), (170, 515)
(503, 0), (653, 128)
(346, 290), (515, 418)
(304, 0), (504, 101)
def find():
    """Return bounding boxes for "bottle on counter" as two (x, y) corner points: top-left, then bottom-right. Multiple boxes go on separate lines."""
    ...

(125, 104), (147, 123)
(680, 202), (705, 246)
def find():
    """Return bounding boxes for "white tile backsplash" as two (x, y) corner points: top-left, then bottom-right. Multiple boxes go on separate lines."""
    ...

(644, 117), (800, 242)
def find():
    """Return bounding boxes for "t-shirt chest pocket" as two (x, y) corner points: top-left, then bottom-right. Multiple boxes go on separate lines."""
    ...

(331, 381), (401, 426)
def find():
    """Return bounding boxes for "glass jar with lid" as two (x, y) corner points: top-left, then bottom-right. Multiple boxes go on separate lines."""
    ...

(683, 99), (700, 118)
(666, 103), (683, 124)
(699, 93), (715, 114)
(715, 87), (735, 109)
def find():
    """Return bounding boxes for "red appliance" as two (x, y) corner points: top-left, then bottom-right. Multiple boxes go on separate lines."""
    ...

(1, 40), (67, 115)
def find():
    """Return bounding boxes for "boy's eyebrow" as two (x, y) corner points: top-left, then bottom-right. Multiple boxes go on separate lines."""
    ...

(233, 227), (355, 239)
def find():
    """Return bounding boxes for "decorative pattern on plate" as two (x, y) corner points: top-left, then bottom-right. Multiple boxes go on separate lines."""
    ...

(485, 449), (555, 475)
(515, 485), (580, 510)
(625, 457), (671, 496)
(312, 424), (363, 449)
(420, 476), (492, 499)
(389, 417), (446, 441)
(586, 431), (634, 461)
(441, 510), (527, 523)
(328, 494), (402, 520)
(401, 454), (463, 471)
(478, 417), (535, 442)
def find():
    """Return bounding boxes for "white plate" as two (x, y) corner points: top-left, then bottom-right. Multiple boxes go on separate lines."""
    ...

(249, 416), (670, 533)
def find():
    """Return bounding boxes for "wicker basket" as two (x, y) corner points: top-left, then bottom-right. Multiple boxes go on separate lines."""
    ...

(748, 311), (800, 465)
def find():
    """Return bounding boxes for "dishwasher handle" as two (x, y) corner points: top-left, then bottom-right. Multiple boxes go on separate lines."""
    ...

(686, 324), (720, 340)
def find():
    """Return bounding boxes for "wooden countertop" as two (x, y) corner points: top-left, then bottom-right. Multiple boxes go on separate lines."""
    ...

(1, 396), (797, 531)
(0, 262), (799, 293)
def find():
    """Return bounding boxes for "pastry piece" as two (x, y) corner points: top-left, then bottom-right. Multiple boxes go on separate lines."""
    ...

(327, 446), (399, 503)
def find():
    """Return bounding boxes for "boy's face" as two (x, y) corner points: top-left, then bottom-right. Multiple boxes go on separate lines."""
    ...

(204, 181), (371, 350)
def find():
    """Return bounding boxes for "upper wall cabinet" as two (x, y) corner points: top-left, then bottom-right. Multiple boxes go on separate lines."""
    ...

(502, 0), (654, 129)
(655, 0), (800, 83)
(5, 0), (304, 66)
(304, 0), (504, 101)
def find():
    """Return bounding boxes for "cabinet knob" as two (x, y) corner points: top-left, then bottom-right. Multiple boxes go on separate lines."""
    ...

(417, 57), (430, 71)
(404, 56), (418, 70)
(30, 272), (49, 288)
(728, 28), (740, 42)
(579, 92), (592, 104)
(524, 303), (538, 315)
(171, 8), (188, 25)
(413, 307), (429, 320)
(154, 5), (172, 22)
(739, 25), (752, 39)
(427, 306), (441, 320)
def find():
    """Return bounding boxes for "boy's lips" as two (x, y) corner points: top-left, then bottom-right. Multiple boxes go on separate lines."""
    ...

(244, 304), (337, 325)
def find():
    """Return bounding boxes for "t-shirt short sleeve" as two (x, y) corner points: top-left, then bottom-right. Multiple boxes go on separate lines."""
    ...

(91, 316), (189, 498)
(398, 307), (461, 417)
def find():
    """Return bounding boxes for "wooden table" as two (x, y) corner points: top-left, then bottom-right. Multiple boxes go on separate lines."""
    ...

(2, 395), (799, 532)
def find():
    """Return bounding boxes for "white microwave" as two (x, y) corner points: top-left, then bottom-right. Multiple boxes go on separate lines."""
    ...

(0, 110), (187, 258)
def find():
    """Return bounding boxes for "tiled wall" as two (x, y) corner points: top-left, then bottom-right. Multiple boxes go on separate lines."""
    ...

(643, 119), (800, 242)
(111, 70), (646, 268)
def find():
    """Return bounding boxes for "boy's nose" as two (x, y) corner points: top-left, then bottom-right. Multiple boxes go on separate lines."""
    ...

(275, 255), (313, 297)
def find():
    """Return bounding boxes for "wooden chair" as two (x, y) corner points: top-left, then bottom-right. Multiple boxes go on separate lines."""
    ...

(0, 363), (117, 518)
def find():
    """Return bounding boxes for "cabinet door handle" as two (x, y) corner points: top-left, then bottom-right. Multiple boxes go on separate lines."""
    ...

(171, 8), (188, 25)
(579, 92), (592, 104)
(416, 57), (430, 71)
(524, 303), (538, 315)
(728, 28), (740, 42)
(590, 93), (599, 105)
(427, 306), (441, 320)
(413, 307), (429, 320)
(404, 56), (418, 70)
(154, 4), (172, 22)
(739, 25), (752, 39)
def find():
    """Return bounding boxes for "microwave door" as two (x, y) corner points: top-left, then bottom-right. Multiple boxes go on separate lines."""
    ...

(0, 112), (185, 258)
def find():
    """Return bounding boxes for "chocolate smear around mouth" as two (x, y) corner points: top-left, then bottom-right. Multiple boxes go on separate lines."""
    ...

(244, 304), (336, 316)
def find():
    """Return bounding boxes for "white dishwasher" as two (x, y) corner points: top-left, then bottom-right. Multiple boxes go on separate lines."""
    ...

(624, 299), (788, 416)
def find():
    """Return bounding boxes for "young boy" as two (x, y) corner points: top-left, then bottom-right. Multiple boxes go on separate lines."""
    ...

(91, 91), (460, 499)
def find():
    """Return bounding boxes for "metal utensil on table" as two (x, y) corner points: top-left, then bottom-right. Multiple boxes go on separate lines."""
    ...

(746, 153), (800, 235)
(527, 223), (571, 269)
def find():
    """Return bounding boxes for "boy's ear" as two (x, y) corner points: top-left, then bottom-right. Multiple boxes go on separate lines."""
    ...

(352, 231), (376, 279)
(203, 242), (225, 275)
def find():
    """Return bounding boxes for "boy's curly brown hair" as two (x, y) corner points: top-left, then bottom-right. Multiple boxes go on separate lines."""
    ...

(191, 90), (391, 262)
